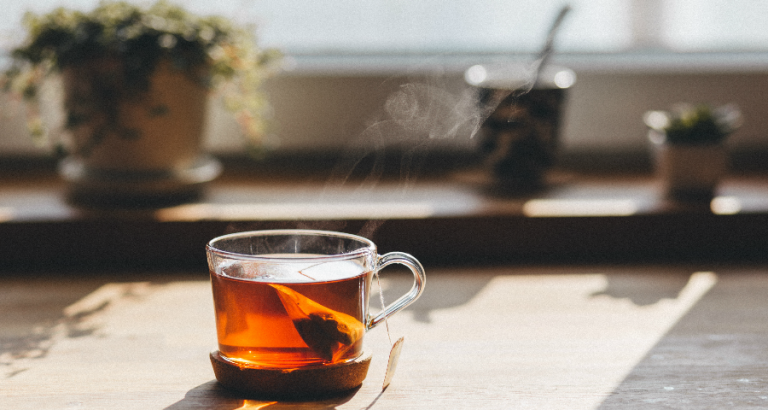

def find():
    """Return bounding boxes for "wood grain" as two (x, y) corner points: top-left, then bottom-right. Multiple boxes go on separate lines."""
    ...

(2, 267), (767, 409)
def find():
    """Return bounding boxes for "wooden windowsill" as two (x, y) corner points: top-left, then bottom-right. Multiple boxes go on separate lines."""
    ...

(2, 163), (768, 271)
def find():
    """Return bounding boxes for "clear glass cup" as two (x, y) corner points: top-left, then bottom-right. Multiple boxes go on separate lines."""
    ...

(206, 229), (426, 369)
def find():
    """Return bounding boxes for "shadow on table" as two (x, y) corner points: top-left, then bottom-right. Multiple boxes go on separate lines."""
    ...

(164, 380), (361, 410)
(590, 268), (694, 306)
(0, 272), (206, 380)
(0, 277), (108, 379)
(378, 269), (495, 323)
(596, 270), (768, 408)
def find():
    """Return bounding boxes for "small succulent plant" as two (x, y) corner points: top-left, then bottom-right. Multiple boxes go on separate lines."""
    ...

(644, 103), (742, 145)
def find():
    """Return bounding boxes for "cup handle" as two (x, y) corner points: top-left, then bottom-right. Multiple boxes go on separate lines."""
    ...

(367, 252), (426, 330)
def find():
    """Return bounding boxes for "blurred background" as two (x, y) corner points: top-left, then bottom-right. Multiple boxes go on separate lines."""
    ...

(2, 0), (768, 170)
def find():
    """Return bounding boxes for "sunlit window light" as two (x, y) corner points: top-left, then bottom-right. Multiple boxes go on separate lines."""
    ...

(2, 1), (768, 55)
(522, 199), (638, 217)
(155, 202), (435, 221)
(710, 196), (742, 215)
(0, 207), (13, 222)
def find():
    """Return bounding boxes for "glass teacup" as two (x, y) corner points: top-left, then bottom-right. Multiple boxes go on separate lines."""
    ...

(206, 229), (426, 369)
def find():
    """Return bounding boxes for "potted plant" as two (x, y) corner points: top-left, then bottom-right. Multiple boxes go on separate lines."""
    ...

(644, 103), (742, 200)
(2, 0), (280, 206)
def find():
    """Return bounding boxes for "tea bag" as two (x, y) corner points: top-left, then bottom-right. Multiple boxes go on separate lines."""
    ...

(270, 284), (364, 361)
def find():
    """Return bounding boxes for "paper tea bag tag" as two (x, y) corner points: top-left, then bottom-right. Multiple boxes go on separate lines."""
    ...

(270, 284), (365, 361)
(383, 336), (404, 391)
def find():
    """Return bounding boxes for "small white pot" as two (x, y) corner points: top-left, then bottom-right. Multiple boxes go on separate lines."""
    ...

(57, 58), (221, 206)
(652, 140), (728, 200)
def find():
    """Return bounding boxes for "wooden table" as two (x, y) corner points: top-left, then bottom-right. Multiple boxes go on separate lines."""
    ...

(3, 266), (768, 409)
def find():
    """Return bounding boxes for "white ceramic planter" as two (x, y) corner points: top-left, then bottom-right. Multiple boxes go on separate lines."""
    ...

(58, 59), (221, 206)
(653, 141), (728, 200)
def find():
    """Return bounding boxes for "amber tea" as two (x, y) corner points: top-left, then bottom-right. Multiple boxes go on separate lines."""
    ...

(211, 257), (372, 368)
(206, 228), (426, 387)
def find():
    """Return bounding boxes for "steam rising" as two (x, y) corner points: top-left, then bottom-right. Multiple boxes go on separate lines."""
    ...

(223, 68), (520, 239)
(327, 71), (502, 194)
(384, 80), (485, 141)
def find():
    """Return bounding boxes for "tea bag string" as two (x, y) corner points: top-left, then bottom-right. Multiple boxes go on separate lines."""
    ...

(374, 270), (393, 346)
(375, 269), (406, 391)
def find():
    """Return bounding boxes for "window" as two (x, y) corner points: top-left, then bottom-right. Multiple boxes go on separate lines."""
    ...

(2, 1), (768, 158)
(3, 1), (768, 56)
(253, 0), (768, 55)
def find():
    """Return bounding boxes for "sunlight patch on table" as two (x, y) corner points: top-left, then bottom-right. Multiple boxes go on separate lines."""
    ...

(392, 270), (718, 410)
(522, 199), (638, 217)
(0, 207), (13, 222)
(711, 196), (742, 215)
(156, 202), (435, 221)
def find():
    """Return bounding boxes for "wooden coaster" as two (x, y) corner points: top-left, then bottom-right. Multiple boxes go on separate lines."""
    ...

(210, 350), (372, 400)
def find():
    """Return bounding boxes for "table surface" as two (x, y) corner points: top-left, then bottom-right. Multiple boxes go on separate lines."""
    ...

(3, 266), (768, 409)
